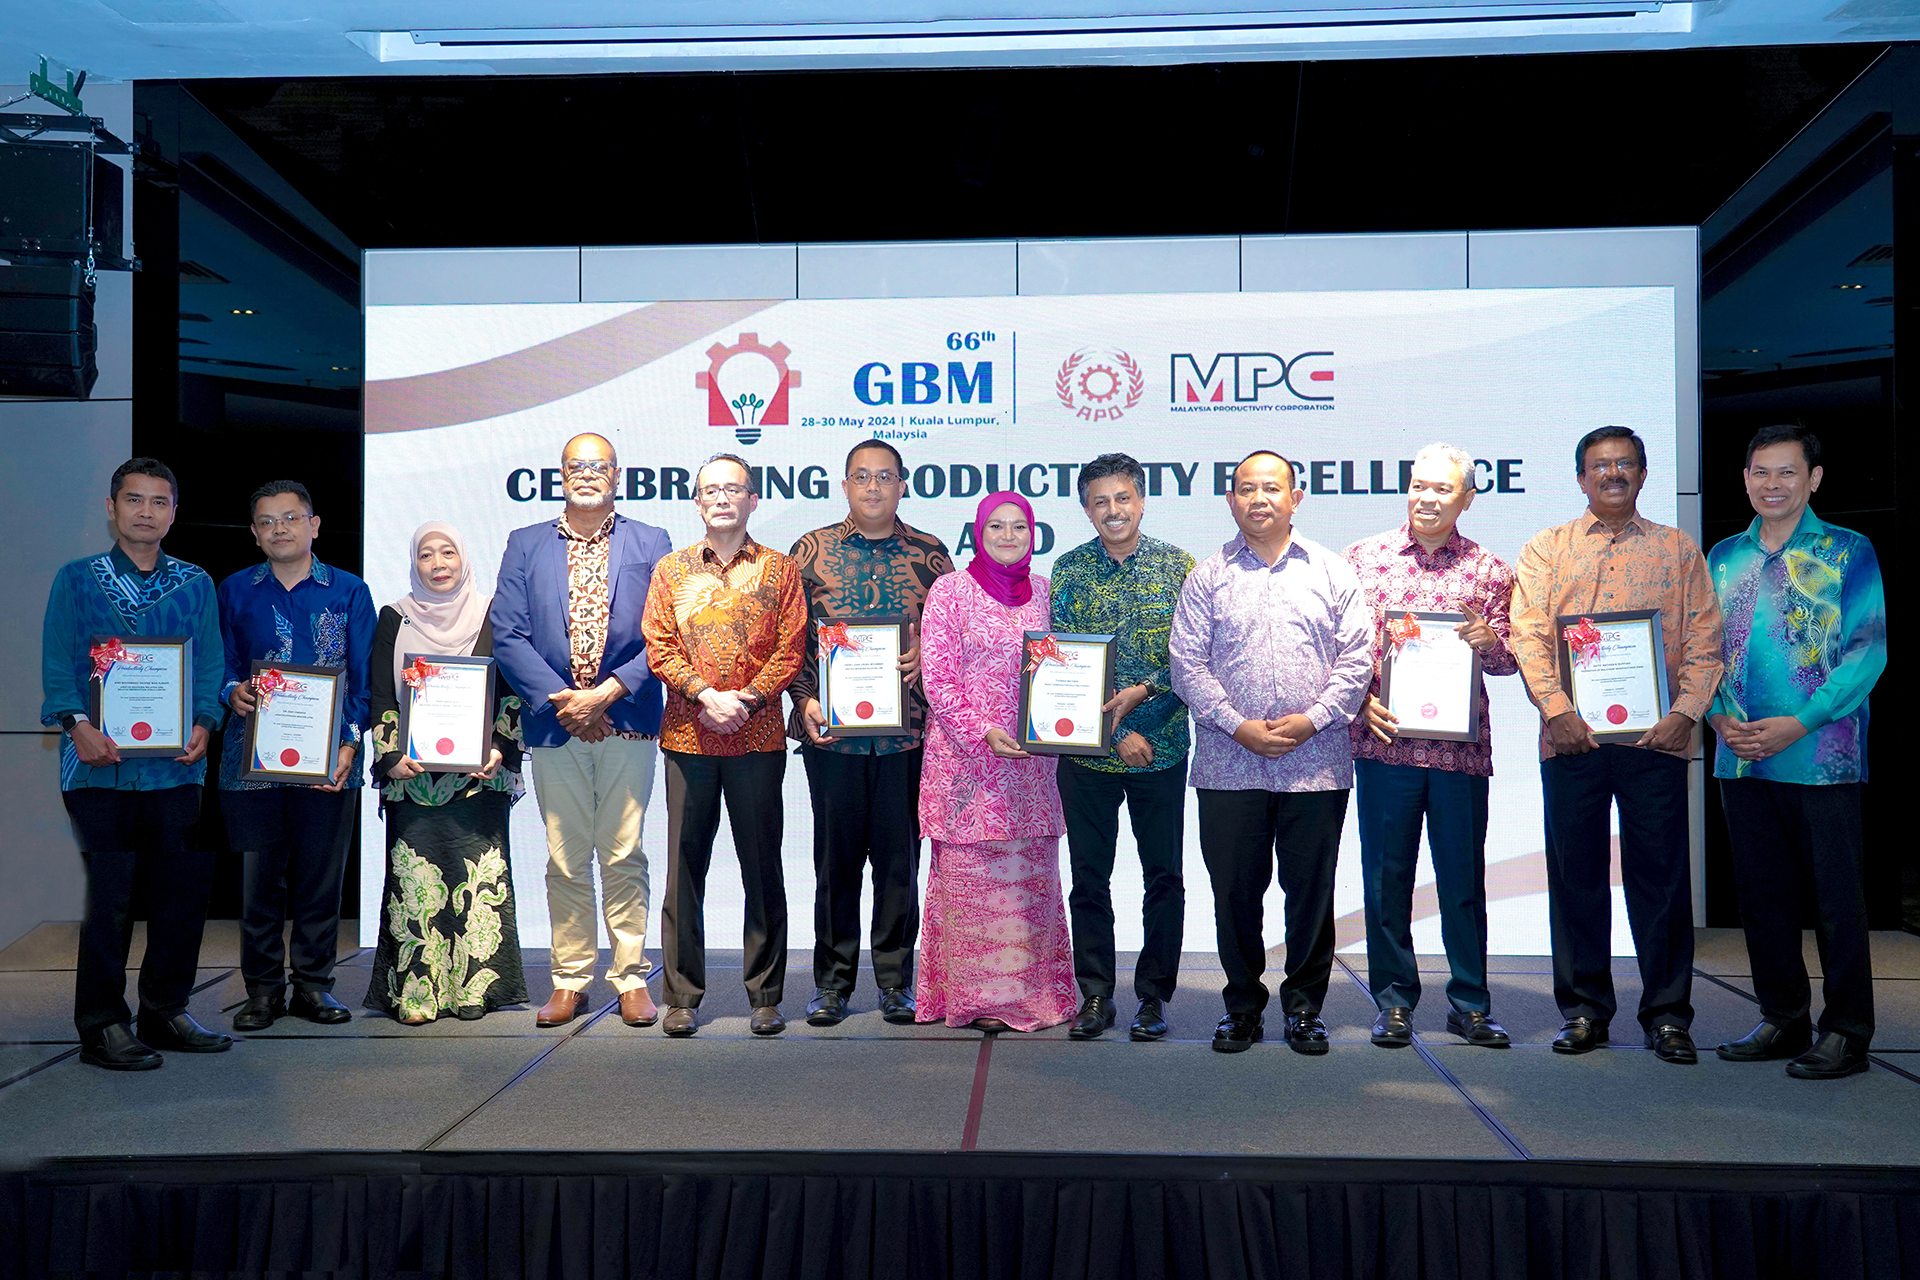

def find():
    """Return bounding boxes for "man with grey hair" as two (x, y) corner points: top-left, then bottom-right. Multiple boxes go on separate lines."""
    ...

(492, 432), (673, 1028)
(643, 453), (808, 1037)
(1344, 443), (1520, 1049)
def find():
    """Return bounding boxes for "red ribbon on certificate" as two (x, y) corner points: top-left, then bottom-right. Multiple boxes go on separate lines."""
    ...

(89, 638), (142, 677)
(818, 622), (860, 656)
(1026, 634), (1072, 672)
(402, 657), (444, 687)
(1562, 617), (1604, 666)
(253, 668), (305, 711)
(1387, 613), (1422, 648)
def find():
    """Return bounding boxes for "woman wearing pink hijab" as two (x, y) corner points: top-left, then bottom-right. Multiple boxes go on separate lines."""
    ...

(915, 492), (1076, 1032)
(365, 521), (529, 1025)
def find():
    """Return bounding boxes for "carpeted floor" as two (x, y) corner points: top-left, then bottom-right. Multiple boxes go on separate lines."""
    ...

(2, 923), (1916, 1163)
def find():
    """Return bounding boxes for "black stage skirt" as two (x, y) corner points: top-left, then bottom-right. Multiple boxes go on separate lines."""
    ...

(365, 789), (529, 1020)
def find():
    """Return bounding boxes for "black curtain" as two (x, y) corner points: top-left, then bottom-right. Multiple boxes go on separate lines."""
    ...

(4, 1151), (1917, 1280)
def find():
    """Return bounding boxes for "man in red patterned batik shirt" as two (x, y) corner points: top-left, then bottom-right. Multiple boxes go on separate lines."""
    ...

(1344, 443), (1519, 1051)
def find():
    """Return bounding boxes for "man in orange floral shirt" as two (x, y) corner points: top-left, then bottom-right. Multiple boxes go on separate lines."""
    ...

(643, 453), (808, 1038)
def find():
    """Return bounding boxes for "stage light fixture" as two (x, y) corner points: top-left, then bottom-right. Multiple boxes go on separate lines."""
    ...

(1833, 284), (1863, 290)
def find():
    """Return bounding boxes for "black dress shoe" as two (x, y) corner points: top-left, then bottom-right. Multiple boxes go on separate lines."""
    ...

(1068, 996), (1117, 1040)
(231, 994), (285, 1032)
(1717, 1020), (1813, 1062)
(806, 990), (848, 1027)
(290, 990), (352, 1025)
(1552, 1017), (1609, 1054)
(662, 1006), (697, 1037)
(1646, 1024), (1697, 1064)
(1786, 1031), (1870, 1080)
(750, 1005), (787, 1035)
(1284, 1013), (1330, 1055)
(79, 1023), (162, 1072)
(879, 987), (916, 1024)
(1446, 1009), (1511, 1047)
(1129, 998), (1168, 1042)
(1211, 1012), (1263, 1053)
(1370, 1006), (1412, 1048)
(136, 1013), (233, 1053)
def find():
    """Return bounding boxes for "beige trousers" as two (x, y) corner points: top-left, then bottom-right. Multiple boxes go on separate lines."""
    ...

(531, 735), (658, 992)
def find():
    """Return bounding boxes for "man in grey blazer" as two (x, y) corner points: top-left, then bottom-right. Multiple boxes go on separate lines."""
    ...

(490, 433), (672, 1028)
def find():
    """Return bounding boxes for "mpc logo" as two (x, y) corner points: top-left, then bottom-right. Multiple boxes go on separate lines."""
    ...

(1170, 351), (1336, 407)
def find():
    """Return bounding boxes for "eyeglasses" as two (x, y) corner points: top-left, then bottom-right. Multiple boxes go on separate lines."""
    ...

(564, 460), (616, 476)
(697, 483), (750, 501)
(847, 469), (901, 488)
(1585, 459), (1640, 477)
(253, 513), (312, 532)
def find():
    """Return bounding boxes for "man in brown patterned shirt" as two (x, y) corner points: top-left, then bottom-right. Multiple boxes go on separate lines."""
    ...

(1513, 426), (1723, 1066)
(786, 440), (952, 1029)
(490, 432), (673, 1030)
(642, 453), (808, 1038)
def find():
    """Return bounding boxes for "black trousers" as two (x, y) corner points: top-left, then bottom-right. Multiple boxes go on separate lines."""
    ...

(1196, 787), (1349, 1017)
(220, 786), (356, 997)
(1058, 759), (1186, 1003)
(801, 745), (922, 996)
(1720, 777), (1873, 1046)
(661, 749), (788, 1008)
(1540, 746), (1693, 1031)
(62, 785), (213, 1038)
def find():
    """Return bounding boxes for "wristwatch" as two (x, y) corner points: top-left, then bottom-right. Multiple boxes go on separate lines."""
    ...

(60, 713), (88, 732)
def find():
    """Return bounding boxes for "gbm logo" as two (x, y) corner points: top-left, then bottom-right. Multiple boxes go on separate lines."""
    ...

(698, 334), (801, 445)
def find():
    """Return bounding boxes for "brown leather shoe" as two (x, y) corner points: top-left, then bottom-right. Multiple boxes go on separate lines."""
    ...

(619, 987), (658, 1027)
(536, 989), (588, 1027)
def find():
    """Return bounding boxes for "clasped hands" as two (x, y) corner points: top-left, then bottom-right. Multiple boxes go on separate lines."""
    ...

(551, 678), (627, 743)
(1233, 714), (1317, 759)
(1709, 713), (1806, 761)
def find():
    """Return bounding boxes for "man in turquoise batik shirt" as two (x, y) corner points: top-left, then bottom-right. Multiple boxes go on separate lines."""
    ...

(1049, 453), (1193, 1043)
(41, 458), (232, 1070)
(1707, 424), (1886, 1081)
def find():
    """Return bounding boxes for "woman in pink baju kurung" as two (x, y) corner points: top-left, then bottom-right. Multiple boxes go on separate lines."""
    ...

(915, 491), (1077, 1033)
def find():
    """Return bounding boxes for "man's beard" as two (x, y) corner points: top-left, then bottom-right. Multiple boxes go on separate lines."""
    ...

(569, 488), (613, 511)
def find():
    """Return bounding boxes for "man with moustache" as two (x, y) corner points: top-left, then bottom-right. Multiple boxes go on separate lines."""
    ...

(1345, 443), (1518, 1050)
(491, 432), (673, 1028)
(1049, 453), (1194, 1042)
(643, 454), (808, 1038)
(219, 480), (376, 1031)
(41, 458), (230, 1068)
(1511, 426), (1723, 1064)
(1708, 425), (1884, 1079)
(1169, 450), (1372, 1054)
(786, 440), (952, 1027)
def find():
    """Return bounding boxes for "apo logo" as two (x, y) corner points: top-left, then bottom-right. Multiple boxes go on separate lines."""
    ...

(1171, 352), (1334, 407)
(696, 333), (801, 445)
(1055, 347), (1145, 422)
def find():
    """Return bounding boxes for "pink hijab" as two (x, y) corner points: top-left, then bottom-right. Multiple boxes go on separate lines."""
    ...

(965, 490), (1035, 608)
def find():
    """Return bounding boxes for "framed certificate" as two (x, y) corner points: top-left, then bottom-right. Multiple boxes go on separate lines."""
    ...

(241, 660), (347, 783)
(1377, 612), (1483, 743)
(88, 635), (191, 758)
(1017, 632), (1116, 757)
(397, 653), (497, 772)
(818, 616), (909, 737)
(1556, 609), (1671, 743)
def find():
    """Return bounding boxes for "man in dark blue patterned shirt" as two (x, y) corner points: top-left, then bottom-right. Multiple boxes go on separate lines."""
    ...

(786, 439), (953, 1028)
(1049, 453), (1193, 1041)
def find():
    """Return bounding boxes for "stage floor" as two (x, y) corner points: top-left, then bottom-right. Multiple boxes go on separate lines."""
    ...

(2, 924), (1918, 1166)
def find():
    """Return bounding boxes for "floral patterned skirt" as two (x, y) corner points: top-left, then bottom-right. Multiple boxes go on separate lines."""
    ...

(915, 837), (1077, 1032)
(366, 790), (529, 1021)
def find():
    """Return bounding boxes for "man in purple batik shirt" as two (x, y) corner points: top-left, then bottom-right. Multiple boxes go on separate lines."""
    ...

(1170, 450), (1372, 1055)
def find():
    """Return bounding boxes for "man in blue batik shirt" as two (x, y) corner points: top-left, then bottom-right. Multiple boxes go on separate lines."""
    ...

(1707, 425), (1886, 1080)
(41, 458), (231, 1070)
(217, 479), (376, 1032)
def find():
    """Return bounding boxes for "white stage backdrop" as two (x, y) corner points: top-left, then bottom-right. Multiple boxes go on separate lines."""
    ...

(362, 287), (1676, 961)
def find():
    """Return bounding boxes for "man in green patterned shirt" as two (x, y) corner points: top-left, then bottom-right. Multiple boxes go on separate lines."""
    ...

(1050, 453), (1194, 1041)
